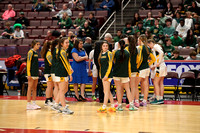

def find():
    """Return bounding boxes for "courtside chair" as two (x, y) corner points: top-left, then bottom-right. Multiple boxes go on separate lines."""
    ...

(165, 72), (180, 101)
(179, 71), (196, 101)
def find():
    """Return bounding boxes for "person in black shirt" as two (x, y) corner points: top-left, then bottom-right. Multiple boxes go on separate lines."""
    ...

(15, 12), (30, 29)
(78, 21), (94, 40)
(88, 12), (98, 35)
(131, 12), (142, 26)
(188, 1), (200, 15)
(83, 37), (93, 56)
(83, 0), (96, 11)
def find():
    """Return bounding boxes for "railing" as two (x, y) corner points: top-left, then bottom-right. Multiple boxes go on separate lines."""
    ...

(121, 0), (135, 24)
(99, 11), (116, 40)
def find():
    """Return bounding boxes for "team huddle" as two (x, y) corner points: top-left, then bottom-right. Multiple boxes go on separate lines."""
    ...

(25, 34), (167, 114)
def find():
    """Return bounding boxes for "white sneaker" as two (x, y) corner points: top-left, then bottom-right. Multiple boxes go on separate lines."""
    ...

(27, 104), (35, 110)
(62, 106), (74, 114)
(65, 100), (69, 103)
(32, 103), (41, 109)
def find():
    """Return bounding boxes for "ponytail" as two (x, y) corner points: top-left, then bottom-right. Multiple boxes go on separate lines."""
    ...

(51, 39), (60, 55)
(41, 41), (51, 59)
(128, 35), (136, 55)
(119, 39), (125, 62)
(139, 34), (149, 54)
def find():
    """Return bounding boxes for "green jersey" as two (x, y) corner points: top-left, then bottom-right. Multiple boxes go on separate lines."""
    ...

(44, 50), (52, 74)
(27, 49), (39, 77)
(99, 51), (113, 79)
(55, 48), (72, 77)
(113, 49), (131, 77)
(170, 36), (183, 47)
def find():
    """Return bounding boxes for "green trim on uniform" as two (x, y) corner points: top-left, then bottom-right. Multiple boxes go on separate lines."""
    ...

(26, 49), (39, 77)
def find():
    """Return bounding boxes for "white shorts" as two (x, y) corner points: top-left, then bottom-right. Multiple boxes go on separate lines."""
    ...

(54, 76), (69, 82)
(131, 72), (137, 77)
(92, 66), (98, 78)
(44, 74), (52, 82)
(156, 65), (167, 77)
(138, 68), (150, 78)
(26, 76), (39, 80)
(113, 77), (130, 83)
(51, 74), (56, 82)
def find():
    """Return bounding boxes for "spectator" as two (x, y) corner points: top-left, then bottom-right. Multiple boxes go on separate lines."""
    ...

(163, 2), (174, 18)
(88, 12), (98, 32)
(1, 4), (16, 21)
(97, 0), (115, 16)
(188, 1), (200, 15)
(185, 12), (193, 29)
(58, 12), (72, 29)
(122, 22), (134, 36)
(68, 33), (75, 59)
(150, 19), (163, 41)
(32, 0), (44, 12)
(155, 0), (166, 9)
(143, 11), (154, 29)
(44, 0), (56, 12)
(184, 0), (192, 9)
(157, 11), (166, 27)
(163, 18), (175, 38)
(135, 21), (145, 35)
(170, 31), (184, 49)
(82, 0), (96, 11)
(134, 30), (140, 44)
(15, 12), (30, 29)
(71, 39), (88, 101)
(0, 22), (14, 39)
(172, 12), (181, 29)
(176, 19), (189, 38)
(15, 59), (27, 94)
(141, 0), (154, 9)
(13, 23), (24, 39)
(145, 30), (153, 40)
(54, 4), (72, 19)
(73, 12), (86, 29)
(184, 29), (197, 49)
(186, 51), (200, 60)
(78, 21), (93, 40)
(83, 37), (93, 56)
(171, 50), (184, 60)
(60, 29), (67, 37)
(164, 38), (175, 58)
(193, 14), (200, 24)
(114, 30), (122, 42)
(157, 31), (165, 45)
(175, 3), (186, 18)
(43, 30), (55, 44)
(193, 22), (200, 38)
(131, 12), (142, 26)
(104, 33), (113, 51)
(68, 0), (84, 10)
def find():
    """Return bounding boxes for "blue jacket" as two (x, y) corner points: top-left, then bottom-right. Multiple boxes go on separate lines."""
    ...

(100, 0), (115, 9)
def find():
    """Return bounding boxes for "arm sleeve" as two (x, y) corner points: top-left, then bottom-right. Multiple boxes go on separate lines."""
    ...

(60, 50), (73, 75)
(154, 45), (164, 64)
(27, 51), (33, 76)
(105, 52), (113, 77)
(46, 52), (52, 65)
(137, 46), (143, 69)
(148, 53), (156, 66)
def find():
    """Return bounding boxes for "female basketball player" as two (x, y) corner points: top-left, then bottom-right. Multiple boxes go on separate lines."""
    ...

(41, 41), (54, 106)
(52, 38), (74, 114)
(113, 40), (137, 111)
(126, 36), (140, 108)
(26, 40), (41, 110)
(50, 39), (60, 101)
(136, 35), (155, 107)
(148, 39), (167, 104)
(97, 42), (116, 113)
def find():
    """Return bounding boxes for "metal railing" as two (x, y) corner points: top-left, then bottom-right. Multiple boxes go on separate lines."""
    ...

(99, 11), (116, 40)
(121, 0), (136, 24)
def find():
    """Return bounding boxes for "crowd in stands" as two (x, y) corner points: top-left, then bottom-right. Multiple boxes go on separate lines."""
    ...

(120, 0), (200, 60)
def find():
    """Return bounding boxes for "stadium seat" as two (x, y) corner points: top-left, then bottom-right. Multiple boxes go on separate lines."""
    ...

(14, 4), (25, 10)
(5, 45), (17, 56)
(29, 29), (43, 39)
(17, 45), (30, 57)
(96, 11), (108, 17)
(0, 39), (11, 45)
(28, 12), (38, 18)
(23, 29), (32, 38)
(29, 20), (41, 29)
(38, 20), (52, 29)
(10, 39), (22, 45)
(38, 12), (50, 20)
(0, 46), (6, 57)
(84, 11), (96, 16)
(73, 11), (82, 16)
(139, 10), (151, 18)
(22, 39), (33, 45)
(179, 48), (193, 58)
